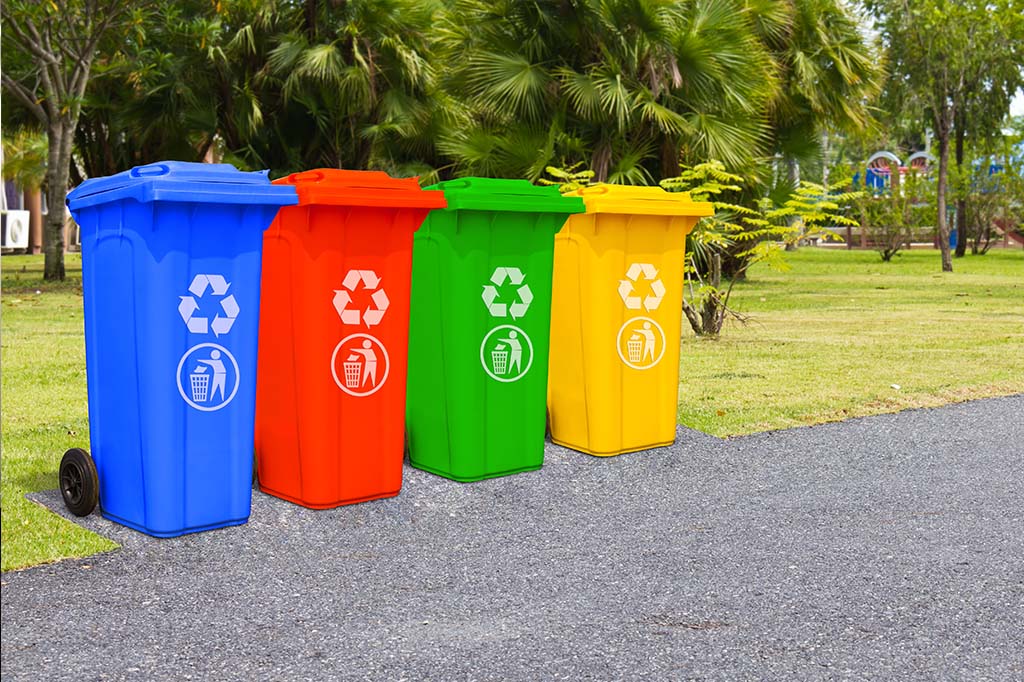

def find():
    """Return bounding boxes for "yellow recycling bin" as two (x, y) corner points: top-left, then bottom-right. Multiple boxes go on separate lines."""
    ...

(547, 185), (713, 456)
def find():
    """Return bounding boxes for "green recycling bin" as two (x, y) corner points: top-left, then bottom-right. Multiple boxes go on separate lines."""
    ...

(406, 178), (584, 481)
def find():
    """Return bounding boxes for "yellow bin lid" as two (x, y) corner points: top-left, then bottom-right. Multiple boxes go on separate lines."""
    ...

(565, 184), (714, 217)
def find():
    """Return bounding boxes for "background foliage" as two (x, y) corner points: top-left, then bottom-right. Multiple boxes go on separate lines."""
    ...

(1, 0), (1020, 279)
(3, 0), (886, 184)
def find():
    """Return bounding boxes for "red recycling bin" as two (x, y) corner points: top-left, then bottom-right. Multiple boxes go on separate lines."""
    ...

(255, 170), (445, 508)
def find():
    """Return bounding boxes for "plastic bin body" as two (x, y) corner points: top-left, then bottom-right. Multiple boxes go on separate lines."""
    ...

(255, 170), (445, 508)
(547, 185), (712, 456)
(406, 179), (584, 481)
(66, 162), (297, 537)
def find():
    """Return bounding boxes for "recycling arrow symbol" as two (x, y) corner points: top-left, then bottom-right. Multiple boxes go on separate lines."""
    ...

(482, 266), (533, 319)
(178, 274), (239, 337)
(618, 262), (664, 311)
(333, 269), (389, 328)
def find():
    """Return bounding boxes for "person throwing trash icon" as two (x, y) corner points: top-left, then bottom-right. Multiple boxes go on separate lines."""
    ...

(636, 321), (657, 362)
(352, 339), (378, 387)
(196, 349), (228, 402)
(499, 330), (523, 375)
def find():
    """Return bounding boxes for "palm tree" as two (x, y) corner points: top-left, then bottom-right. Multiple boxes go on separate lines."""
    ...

(2, 128), (47, 189)
(755, 0), (884, 187)
(74, 0), (268, 175)
(238, 0), (448, 175)
(434, 0), (778, 182)
(72, 0), (449, 179)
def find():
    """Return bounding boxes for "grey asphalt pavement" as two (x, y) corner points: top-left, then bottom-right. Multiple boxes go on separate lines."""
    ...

(3, 395), (1023, 681)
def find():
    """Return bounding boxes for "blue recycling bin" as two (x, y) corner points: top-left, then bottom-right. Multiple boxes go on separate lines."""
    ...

(65, 162), (297, 537)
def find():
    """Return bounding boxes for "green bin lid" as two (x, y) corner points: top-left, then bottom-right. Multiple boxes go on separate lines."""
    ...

(426, 178), (585, 214)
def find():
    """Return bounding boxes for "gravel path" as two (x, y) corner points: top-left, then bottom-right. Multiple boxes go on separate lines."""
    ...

(3, 396), (1023, 681)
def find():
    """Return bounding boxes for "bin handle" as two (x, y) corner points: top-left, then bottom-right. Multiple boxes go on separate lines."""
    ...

(288, 170), (325, 184)
(131, 164), (170, 178)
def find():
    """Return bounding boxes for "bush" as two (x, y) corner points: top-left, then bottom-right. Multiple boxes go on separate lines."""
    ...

(857, 169), (935, 261)
(542, 160), (862, 337)
(662, 162), (859, 336)
(956, 155), (1024, 254)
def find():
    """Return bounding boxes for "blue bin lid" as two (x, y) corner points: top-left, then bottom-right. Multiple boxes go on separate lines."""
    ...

(66, 161), (299, 211)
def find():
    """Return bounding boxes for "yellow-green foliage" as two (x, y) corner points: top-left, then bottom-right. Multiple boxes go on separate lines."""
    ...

(539, 163), (595, 192)
(662, 161), (862, 276)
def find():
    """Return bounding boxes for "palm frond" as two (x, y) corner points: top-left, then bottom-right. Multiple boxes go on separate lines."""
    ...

(466, 52), (552, 121)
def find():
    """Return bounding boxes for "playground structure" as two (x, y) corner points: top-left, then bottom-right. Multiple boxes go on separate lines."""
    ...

(858, 150), (934, 193)
(845, 149), (1023, 249)
(907, 151), (932, 172)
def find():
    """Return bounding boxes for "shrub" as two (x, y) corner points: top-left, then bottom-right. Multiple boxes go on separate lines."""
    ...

(857, 169), (935, 261)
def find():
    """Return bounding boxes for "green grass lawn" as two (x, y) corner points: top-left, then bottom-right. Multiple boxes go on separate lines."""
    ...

(2, 254), (118, 572)
(2, 247), (1022, 571)
(679, 247), (1024, 435)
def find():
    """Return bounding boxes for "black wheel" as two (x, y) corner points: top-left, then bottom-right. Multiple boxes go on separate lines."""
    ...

(60, 448), (98, 517)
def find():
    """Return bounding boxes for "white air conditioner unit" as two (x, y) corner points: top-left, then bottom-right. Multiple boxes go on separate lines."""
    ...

(1, 210), (30, 249)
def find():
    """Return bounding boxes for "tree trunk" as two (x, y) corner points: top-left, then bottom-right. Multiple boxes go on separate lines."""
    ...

(304, 0), (319, 40)
(700, 253), (722, 335)
(43, 121), (74, 281)
(786, 157), (800, 187)
(591, 142), (611, 183)
(785, 157), (800, 251)
(821, 129), (830, 188)
(660, 137), (680, 180)
(954, 122), (967, 258)
(24, 188), (43, 255)
(935, 129), (953, 272)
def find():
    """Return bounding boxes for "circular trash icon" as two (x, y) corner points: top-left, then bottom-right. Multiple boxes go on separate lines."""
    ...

(480, 325), (534, 382)
(331, 333), (390, 397)
(176, 343), (241, 411)
(616, 317), (665, 370)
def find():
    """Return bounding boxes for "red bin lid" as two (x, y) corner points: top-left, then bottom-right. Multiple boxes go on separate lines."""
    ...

(273, 169), (447, 209)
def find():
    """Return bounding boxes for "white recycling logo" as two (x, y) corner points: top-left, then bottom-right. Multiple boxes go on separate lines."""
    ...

(178, 274), (239, 337)
(333, 269), (389, 328)
(618, 262), (665, 312)
(482, 266), (533, 319)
